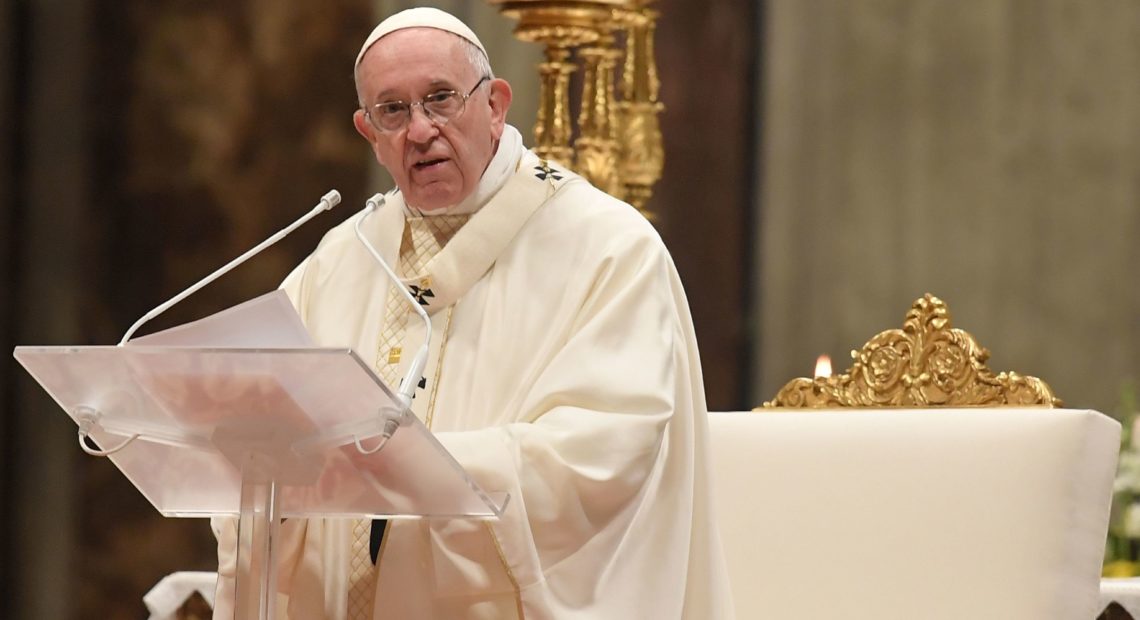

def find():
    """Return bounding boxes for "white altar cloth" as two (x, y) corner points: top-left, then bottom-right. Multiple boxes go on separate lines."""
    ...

(144, 571), (217, 619)
(1100, 578), (1140, 617)
(707, 408), (1120, 620)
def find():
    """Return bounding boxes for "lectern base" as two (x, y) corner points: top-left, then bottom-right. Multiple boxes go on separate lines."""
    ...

(233, 455), (281, 620)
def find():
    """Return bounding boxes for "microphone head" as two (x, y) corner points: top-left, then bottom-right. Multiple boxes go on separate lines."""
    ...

(321, 190), (342, 210)
(365, 193), (385, 211)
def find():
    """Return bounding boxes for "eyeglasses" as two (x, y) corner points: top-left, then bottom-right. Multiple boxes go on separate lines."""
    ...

(363, 76), (490, 133)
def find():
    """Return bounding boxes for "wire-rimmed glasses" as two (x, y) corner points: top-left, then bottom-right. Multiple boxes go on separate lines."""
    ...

(363, 76), (490, 133)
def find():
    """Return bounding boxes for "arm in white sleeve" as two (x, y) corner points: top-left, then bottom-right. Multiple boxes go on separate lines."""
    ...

(434, 233), (692, 594)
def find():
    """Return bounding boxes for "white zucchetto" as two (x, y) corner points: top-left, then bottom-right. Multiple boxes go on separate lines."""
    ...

(355, 7), (489, 69)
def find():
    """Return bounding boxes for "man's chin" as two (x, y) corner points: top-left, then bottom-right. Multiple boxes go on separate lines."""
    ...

(406, 186), (460, 212)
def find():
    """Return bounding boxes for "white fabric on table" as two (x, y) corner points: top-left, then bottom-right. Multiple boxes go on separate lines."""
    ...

(1101, 578), (1140, 616)
(145, 571), (217, 620)
(708, 408), (1119, 620)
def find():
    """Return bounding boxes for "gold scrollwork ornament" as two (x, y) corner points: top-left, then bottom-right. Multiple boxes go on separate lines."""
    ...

(761, 294), (1061, 409)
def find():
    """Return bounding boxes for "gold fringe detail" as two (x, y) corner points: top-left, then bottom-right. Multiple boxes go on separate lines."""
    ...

(424, 307), (455, 430)
(483, 521), (526, 620)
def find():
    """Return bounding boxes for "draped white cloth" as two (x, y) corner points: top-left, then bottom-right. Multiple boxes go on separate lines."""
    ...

(1100, 579), (1140, 617)
(213, 126), (733, 619)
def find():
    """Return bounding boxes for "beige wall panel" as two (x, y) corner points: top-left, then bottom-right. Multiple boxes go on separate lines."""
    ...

(755, 0), (1140, 413)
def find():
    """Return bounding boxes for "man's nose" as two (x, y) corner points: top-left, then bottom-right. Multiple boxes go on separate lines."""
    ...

(405, 106), (438, 143)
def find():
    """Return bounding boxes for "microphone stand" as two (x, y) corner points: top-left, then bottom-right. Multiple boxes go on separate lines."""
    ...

(118, 190), (342, 346)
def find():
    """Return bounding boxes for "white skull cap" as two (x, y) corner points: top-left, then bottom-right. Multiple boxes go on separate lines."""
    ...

(355, 7), (488, 69)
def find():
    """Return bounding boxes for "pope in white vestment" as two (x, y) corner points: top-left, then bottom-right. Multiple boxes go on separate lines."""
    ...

(213, 8), (732, 620)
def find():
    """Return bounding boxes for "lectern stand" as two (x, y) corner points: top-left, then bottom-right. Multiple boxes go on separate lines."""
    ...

(13, 345), (509, 619)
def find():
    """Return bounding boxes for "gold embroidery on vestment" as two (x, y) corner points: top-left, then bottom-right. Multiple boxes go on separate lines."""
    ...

(347, 519), (376, 620)
(483, 522), (526, 620)
(424, 307), (454, 431)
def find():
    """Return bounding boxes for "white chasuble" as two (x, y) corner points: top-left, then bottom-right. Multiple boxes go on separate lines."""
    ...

(212, 128), (734, 619)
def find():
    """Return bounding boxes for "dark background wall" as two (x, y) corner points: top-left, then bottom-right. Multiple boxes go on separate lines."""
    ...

(654, 0), (758, 410)
(0, 1), (757, 617)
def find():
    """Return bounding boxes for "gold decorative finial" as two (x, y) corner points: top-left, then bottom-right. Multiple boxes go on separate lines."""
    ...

(761, 294), (1061, 409)
(614, 4), (664, 219)
(488, 0), (664, 219)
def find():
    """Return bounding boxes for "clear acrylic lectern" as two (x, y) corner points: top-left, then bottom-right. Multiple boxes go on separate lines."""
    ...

(13, 345), (509, 619)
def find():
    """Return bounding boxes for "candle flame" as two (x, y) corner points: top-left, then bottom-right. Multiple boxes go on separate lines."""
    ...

(814, 354), (833, 379)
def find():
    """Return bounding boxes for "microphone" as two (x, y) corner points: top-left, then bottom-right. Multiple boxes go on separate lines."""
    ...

(353, 193), (431, 411)
(118, 190), (342, 345)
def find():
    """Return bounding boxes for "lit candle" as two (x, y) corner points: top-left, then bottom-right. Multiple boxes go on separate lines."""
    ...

(814, 354), (833, 379)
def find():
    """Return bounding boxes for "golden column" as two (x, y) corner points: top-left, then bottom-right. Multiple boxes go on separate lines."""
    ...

(614, 2), (664, 216)
(488, 0), (664, 219)
(575, 9), (623, 198)
(493, 3), (599, 165)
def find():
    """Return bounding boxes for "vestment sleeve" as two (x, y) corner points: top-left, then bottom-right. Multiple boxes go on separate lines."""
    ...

(433, 232), (692, 593)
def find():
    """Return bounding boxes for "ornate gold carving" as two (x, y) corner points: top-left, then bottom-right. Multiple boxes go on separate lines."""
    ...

(761, 294), (1061, 409)
(496, 3), (600, 166)
(616, 100), (664, 217)
(532, 47), (576, 165)
(489, 0), (664, 218)
(616, 7), (660, 105)
(614, 6), (664, 218)
(574, 138), (620, 195)
(575, 25), (623, 197)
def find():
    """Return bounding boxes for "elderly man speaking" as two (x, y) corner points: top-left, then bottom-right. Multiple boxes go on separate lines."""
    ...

(213, 7), (732, 619)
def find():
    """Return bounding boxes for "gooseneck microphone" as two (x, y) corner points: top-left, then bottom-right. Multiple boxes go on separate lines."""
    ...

(118, 189), (342, 345)
(353, 193), (431, 411)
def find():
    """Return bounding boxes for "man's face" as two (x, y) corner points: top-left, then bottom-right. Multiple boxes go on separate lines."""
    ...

(352, 28), (511, 211)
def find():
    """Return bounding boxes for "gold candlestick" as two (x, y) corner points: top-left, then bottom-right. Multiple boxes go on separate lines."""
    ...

(494, 2), (600, 165)
(575, 21), (623, 197)
(489, 0), (664, 219)
(615, 5), (664, 219)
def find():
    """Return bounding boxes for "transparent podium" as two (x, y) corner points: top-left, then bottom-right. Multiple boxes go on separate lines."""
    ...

(13, 345), (509, 619)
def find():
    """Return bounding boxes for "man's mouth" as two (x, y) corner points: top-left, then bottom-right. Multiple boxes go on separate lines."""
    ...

(413, 157), (448, 171)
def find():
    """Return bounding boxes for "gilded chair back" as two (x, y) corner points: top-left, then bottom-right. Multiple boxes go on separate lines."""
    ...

(761, 294), (1061, 408)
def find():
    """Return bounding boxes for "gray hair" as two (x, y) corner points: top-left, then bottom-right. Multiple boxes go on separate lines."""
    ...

(462, 35), (494, 81)
(355, 31), (494, 106)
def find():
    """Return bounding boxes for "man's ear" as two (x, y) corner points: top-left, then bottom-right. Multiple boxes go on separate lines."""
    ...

(487, 78), (513, 139)
(353, 109), (377, 142)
